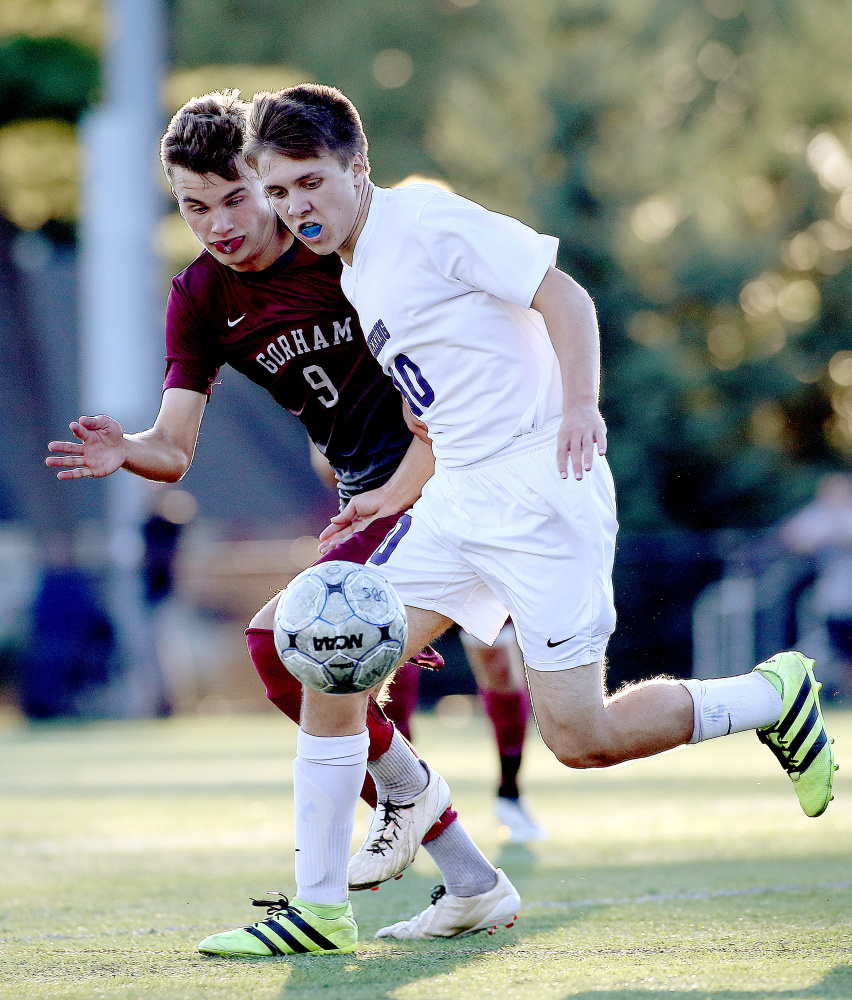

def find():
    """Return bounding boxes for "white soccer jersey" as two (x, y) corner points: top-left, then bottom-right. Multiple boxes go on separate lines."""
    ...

(340, 184), (562, 467)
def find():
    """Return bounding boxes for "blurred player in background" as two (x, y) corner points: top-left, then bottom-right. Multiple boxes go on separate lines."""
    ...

(46, 91), (520, 953)
(782, 473), (852, 698)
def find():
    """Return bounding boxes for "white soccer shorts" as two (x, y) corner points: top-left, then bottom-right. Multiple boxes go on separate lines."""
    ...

(460, 621), (517, 651)
(368, 423), (618, 671)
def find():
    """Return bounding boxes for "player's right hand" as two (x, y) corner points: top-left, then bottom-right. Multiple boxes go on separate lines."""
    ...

(318, 491), (387, 554)
(557, 402), (607, 481)
(46, 415), (127, 480)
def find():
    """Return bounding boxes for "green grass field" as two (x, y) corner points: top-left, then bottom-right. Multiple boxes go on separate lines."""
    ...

(1, 706), (851, 1000)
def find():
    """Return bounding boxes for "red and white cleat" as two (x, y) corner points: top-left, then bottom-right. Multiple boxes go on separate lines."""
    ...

(374, 869), (520, 940)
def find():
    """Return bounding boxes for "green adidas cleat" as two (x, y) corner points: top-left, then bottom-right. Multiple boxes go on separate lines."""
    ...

(754, 651), (837, 818)
(198, 893), (357, 957)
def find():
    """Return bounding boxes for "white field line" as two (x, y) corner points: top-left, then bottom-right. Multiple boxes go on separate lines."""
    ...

(3, 881), (851, 945)
(533, 879), (852, 911)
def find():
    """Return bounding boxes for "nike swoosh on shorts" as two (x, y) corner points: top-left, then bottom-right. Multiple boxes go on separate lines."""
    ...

(546, 635), (577, 648)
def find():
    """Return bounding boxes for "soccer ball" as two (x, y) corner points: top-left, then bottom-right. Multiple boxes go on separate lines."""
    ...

(273, 560), (408, 694)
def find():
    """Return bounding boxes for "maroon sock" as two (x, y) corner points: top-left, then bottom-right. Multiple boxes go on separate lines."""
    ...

(365, 695), (395, 760)
(382, 660), (421, 742)
(482, 688), (529, 756)
(481, 688), (530, 799)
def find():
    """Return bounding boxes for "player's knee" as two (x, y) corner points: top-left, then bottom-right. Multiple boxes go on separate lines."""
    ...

(258, 662), (302, 719)
(553, 744), (620, 769)
(541, 726), (619, 769)
(258, 663), (302, 723)
(464, 642), (516, 692)
(249, 593), (281, 631)
(480, 656), (514, 690)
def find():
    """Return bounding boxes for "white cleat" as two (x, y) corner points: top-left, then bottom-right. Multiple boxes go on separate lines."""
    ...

(494, 796), (548, 843)
(375, 869), (521, 940)
(348, 763), (451, 891)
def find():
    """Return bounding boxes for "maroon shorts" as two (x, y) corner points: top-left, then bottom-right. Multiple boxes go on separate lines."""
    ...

(314, 512), (445, 672)
(314, 513), (402, 567)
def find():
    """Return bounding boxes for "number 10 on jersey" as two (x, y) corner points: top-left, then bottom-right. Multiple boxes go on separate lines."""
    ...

(389, 353), (434, 417)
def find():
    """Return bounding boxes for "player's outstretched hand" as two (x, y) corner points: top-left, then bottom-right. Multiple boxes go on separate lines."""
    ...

(318, 490), (388, 554)
(46, 415), (127, 480)
(558, 403), (607, 481)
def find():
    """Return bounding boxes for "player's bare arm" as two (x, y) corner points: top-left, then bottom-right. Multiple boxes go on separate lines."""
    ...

(531, 265), (607, 481)
(318, 421), (435, 553)
(46, 387), (206, 483)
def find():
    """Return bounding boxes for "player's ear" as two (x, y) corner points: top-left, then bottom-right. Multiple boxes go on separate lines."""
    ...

(351, 153), (366, 179)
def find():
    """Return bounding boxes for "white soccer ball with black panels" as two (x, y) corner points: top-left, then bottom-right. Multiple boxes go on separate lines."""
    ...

(273, 560), (408, 694)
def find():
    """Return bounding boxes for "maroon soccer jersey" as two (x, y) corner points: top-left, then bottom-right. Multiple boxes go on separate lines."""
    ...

(164, 238), (412, 501)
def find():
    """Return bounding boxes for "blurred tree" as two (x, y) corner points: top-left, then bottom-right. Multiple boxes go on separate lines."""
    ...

(0, 34), (99, 232)
(168, 0), (518, 187)
(0, 120), (78, 231)
(0, 0), (101, 46)
(0, 36), (100, 127)
(11, 0), (851, 533)
(527, 0), (852, 531)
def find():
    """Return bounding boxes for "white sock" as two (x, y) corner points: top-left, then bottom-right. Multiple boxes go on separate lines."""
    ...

(293, 728), (369, 905)
(681, 674), (782, 744)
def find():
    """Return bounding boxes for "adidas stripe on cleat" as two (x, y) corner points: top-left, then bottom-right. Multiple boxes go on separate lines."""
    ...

(198, 894), (357, 957)
(754, 651), (837, 818)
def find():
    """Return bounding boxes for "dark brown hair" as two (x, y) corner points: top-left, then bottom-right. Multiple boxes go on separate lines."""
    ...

(160, 90), (248, 182)
(245, 84), (369, 173)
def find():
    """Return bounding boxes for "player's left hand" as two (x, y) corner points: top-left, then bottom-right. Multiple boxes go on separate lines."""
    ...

(557, 403), (607, 480)
(318, 490), (388, 554)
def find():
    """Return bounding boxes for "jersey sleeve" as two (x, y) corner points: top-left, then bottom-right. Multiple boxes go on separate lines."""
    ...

(163, 273), (222, 396)
(417, 190), (558, 308)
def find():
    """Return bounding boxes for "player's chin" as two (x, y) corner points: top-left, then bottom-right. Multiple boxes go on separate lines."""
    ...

(297, 229), (339, 255)
(297, 235), (333, 255)
(208, 249), (235, 267)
